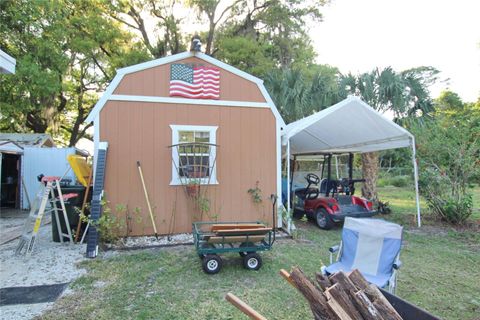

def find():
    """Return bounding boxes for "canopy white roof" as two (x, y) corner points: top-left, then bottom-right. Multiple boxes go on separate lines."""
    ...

(283, 96), (414, 155)
(283, 96), (422, 227)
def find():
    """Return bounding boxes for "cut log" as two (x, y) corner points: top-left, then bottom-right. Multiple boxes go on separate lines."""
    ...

(289, 267), (337, 320)
(327, 298), (354, 320)
(353, 290), (384, 320)
(348, 269), (370, 291)
(348, 270), (402, 320)
(325, 283), (364, 320)
(372, 299), (402, 320)
(315, 272), (332, 291)
(366, 285), (402, 320)
(329, 271), (359, 297)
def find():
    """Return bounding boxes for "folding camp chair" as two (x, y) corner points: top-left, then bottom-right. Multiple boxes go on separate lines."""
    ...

(326, 217), (403, 294)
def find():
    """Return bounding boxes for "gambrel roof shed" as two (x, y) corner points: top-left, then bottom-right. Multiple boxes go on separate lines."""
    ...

(85, 51), (286, 239)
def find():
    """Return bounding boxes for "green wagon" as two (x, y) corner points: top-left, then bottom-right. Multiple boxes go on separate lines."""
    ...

(193, 221), (276, 274)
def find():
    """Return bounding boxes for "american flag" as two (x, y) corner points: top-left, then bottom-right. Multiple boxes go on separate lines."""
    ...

(170, 64), (220, 99)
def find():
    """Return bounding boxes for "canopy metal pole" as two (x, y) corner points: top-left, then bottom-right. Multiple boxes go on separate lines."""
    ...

(411, 137), (421, 227)
(286, 139), (291, 213)
(335, 155), (339, 179)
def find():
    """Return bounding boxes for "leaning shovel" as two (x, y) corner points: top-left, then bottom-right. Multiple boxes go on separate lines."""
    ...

(137, 161), (159, 239)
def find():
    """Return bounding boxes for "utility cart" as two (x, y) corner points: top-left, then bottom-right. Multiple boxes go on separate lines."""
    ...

(193, 221), (275, 274)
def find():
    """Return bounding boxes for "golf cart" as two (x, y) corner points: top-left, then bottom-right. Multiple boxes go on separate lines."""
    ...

(287, 153), (377, 229)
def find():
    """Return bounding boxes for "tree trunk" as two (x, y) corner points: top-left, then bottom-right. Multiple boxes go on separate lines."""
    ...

(361, 152), (379, 201)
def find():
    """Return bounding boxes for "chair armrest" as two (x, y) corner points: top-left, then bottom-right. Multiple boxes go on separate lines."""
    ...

(329, 245), (340, 253)
(393, 260), (402, 270)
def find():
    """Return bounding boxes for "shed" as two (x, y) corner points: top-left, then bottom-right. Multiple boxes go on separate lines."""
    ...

(85, 51), (285, 236)
(0, 133), (84, 210)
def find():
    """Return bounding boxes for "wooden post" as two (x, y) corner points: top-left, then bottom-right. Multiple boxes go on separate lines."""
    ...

(225, 293), (267, 320)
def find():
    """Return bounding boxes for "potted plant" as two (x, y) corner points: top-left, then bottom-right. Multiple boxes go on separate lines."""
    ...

(186, 179), (200, 197)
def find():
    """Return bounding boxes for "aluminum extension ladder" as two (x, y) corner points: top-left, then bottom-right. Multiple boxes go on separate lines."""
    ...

(15, 176), (76, 255)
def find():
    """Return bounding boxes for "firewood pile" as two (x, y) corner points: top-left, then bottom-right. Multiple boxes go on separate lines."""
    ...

(280, 268), (403, 320)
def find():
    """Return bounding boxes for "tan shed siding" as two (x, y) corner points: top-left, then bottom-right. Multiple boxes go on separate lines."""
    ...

(100, 101), (277, 235)
(113, 57), (266, 103)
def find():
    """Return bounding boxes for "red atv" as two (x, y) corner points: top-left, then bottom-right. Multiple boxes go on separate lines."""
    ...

(290, 154), (377, 230)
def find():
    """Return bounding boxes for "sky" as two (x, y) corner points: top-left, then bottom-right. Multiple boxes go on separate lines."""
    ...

(310, 0), (480, 102)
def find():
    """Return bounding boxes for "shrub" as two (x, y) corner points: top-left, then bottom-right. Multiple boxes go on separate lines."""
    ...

(80, 200), (126, 244)
(390, 176), (410, 188)
(412, 119), (479, 224)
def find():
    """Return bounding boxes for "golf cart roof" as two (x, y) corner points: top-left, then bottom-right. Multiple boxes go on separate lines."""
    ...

(283, 96), (414, 155)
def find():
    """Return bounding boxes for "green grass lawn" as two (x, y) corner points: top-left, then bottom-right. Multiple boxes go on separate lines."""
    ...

(40, 186), (480, 320)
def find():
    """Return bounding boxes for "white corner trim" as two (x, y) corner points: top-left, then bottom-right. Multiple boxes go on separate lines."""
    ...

(169, 124), (218, 186)
(195, 52), (263, 84)
(257, 83), (286, 128)
(98, 142), (108, 150)
(109, 94), (270, 108)
(85, 73), (124, 123)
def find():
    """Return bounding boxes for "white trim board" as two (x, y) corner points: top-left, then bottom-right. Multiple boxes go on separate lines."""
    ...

(169, 124), (218, 186)
(108, 94), (270, 108)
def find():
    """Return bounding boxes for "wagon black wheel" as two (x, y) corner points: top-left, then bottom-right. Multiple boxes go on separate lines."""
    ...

(315, 208), (333, 230)
(243, 253), (262, 271)
(202, 255), (222, 274)
(239, 242), (254, 257)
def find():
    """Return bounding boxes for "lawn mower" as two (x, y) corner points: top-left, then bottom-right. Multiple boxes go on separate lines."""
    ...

(286, 153), (377, 229)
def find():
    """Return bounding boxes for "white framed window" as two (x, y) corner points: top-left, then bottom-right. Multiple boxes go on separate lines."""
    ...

(170, 125), (218, 185)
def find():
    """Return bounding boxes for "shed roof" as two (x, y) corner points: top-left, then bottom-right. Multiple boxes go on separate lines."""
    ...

(85, 51), (285, 127)
(284, 96), (413, 155)
(0, 133), (55, 148)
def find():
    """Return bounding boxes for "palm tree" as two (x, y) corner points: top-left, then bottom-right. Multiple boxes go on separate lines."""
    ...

(339, 66), (436, 201)
(265, 66), (342, 123)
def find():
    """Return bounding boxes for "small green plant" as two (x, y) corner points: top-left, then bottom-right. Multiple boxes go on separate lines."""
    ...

(196, 195), (210, 214)
(80, 199), (127, 244)
(248, 181), (263, 204)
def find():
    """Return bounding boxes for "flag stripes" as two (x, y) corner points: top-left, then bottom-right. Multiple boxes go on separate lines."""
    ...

(170, 64), (220, 99)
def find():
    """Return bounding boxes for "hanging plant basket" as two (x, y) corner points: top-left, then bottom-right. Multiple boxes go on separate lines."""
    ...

(186, 184), (200, 197)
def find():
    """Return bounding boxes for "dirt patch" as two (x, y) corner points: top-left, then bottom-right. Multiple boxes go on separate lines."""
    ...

(0, 221), (87, 320)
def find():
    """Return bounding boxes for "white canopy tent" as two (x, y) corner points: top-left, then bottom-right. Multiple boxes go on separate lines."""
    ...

(282, 96), (422, 227)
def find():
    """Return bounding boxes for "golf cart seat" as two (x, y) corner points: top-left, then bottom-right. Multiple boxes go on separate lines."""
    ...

(319, 178), (338, 195)
(325, 217), (403, 293)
